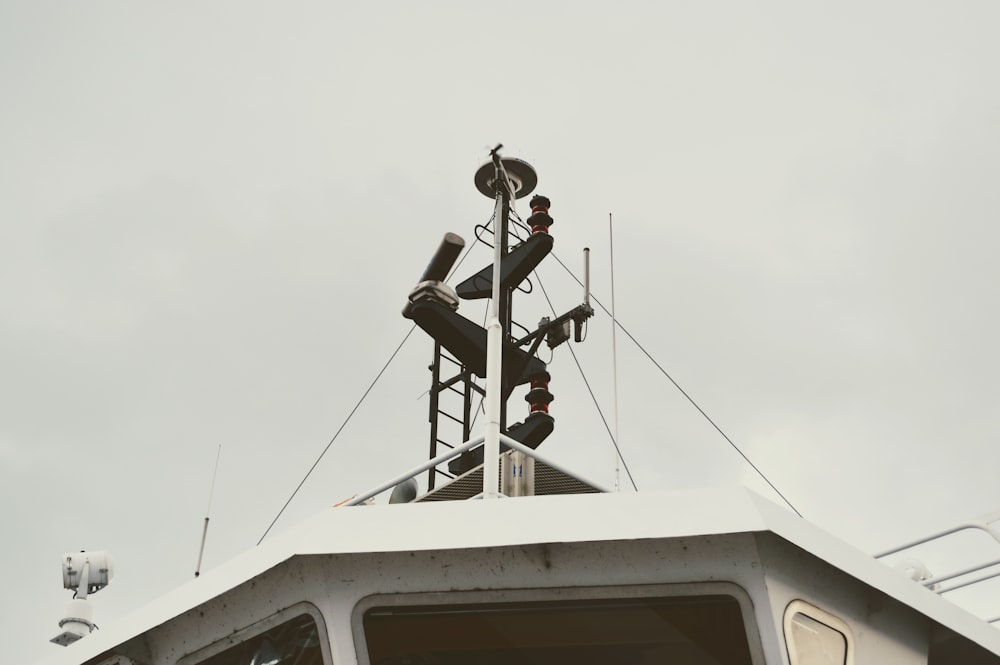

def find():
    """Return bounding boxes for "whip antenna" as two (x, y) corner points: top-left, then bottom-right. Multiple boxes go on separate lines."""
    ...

(195, 444), (222, 578)
(609, 213), (622, 491)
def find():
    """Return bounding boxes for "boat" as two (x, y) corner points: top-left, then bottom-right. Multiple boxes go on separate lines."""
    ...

(38, 150), (1000, 665)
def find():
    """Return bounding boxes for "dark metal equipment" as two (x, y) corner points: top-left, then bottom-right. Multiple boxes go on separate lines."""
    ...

(403, 148), (593, 490)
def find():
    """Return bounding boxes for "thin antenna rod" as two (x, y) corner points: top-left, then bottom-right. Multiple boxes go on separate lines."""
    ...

(609, 213), (622, 492)
(195, 444), (222, 578)
(583, 247), (591, 307)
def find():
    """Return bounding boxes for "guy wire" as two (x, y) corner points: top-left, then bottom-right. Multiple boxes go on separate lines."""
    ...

(548, 252), (802, 517)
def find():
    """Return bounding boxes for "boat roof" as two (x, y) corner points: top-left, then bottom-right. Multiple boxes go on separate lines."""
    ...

(39, 486), (1000, 664)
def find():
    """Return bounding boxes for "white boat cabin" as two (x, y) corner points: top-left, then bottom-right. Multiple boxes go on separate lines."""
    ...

(37, 152), (1000, 665)
(38, 486), (1000, 665)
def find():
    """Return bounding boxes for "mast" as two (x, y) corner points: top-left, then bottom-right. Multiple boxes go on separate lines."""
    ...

(404, 146), (592, 498)
(482, 148), (510, 498)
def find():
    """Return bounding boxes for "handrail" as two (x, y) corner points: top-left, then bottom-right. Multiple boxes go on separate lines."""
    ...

(343, 434), (607, 507)
(874, 510), (1000, 624)
(344, 436), (484, 506)
(936, 567), (1000, 595)
(921, 558), (1000, 589)
(875, 518), (1000, 558)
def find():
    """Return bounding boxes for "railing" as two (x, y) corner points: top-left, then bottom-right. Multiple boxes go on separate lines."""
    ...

(343, 433), (608, 507)
(874, 509), (1000, 624)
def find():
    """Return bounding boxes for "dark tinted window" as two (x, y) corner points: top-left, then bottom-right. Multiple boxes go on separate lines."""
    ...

(364, 595), (753, 665)
(195, 613), (324, 665)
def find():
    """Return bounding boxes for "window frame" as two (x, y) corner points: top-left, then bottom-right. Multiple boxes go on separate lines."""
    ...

(352, 582), (766, 665)
(176, 601), (332, 665)
(782, 599), (855, 665)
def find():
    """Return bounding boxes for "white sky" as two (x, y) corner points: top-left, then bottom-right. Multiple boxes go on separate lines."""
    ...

(3, 2), (1000, 661)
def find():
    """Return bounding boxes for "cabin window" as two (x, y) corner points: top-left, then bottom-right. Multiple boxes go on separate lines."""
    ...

(190, 612), (325, 665)
(783, 600), (853, 665)
(362, 595), (754, 665)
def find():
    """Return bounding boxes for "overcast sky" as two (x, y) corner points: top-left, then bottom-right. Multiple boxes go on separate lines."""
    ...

(4, 2), (1000, 661)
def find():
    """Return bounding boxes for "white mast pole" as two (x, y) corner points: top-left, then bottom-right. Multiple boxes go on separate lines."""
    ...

(483, 158), (509, 500)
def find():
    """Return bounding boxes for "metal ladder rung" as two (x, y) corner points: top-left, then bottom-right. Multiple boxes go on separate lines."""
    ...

(440, 354), (462, 368)
(437, 411), (465, 426)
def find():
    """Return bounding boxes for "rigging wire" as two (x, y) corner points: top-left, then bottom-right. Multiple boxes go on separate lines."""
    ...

(468, 391), (487, 430)
(257, 200), (797, 542)
(473, 210), (531, 248)
(535, 272), (639, 491)
(204, 444), (223, 516)
(257, 324), (418, 545)
(447, 213), (490, 283)
(260, 207), (548, 542)
(470, 214), (535, 297)
(548, 252), (802, 518)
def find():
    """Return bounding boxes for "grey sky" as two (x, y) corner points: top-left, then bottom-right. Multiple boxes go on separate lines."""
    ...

(3, 2), (1000, 661)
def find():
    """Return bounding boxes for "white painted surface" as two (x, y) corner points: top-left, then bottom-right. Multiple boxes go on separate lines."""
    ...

(35, 488), (1000, 665)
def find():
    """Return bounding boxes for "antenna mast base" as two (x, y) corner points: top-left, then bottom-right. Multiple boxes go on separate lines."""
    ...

(474, 158), (538, 199)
